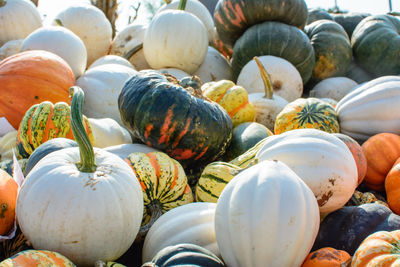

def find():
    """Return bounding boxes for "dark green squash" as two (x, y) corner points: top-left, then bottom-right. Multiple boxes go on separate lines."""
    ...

(306, 8), (334, 25)
(118, 71), (233, 169)
(305, 20), (352, 82)
(213, 0), (308, 47)
(313, 203), (400, 255)
(142, 243), (225, 267)
(231, 21), (315, 84)
(332, 12), (370, 38)
(24, 138), (78, 176)
(345, 61), (372, 84)
(352, 15), (400, 77)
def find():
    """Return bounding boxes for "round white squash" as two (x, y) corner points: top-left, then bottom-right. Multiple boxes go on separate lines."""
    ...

(89, 55), (134, 69)
(52, 4), (112, 66)
(215, 160), (320, 267)
(89, 118), (132, 148)
(142, 202), (219, 263)
(156, 68), (190, 80)
(193, 46), (232, 83)
(309, 77), (358, 101)
(143, 9), (208, 74)
(255, 128), (358, 214)
(110, 23), (150, 71)
(156, 0), (215, 42)
(237, 55), (303, 102)
(0, 0), (42, 47)
(76, 64), (136, 125)
(0, 39), (22, 61)
(20, 26), (87, 78)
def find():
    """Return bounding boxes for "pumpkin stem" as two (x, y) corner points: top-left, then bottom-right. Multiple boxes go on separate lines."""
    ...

(53, 19), (64, 26)
(177, 0), (187, 10)
(253, 56), (274, 99)
(137, 202), (163, 240)
(123, 43), (143, 60)
(0, 0), (6, 7)
(163, 0), (172, 4)
(69, 86), (97, 173)
(0, 203), (7, 218)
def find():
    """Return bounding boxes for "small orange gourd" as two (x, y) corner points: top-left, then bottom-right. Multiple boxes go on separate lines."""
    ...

(0, 168), (18, 236)
(302, 247), (351, 267)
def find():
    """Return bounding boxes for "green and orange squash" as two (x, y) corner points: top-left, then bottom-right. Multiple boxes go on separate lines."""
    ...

(0, 249), (76, 266)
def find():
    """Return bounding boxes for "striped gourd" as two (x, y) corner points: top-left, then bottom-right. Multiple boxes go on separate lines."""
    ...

(16, 101), (93, 159)
(0, 250), (76, 266)
(125, 152), (193, 233)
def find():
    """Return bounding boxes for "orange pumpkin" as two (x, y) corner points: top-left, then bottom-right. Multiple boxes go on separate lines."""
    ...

(385, 158), (400, 215)
(361, 133), (400, 191)
(0, 50), (75, 129)
(352, 230), (400, 266)
(0, 249), (75, 266)
(302, 247), (351, 267)
(333, 133), (367, 185)
(0, 168), (18, 236)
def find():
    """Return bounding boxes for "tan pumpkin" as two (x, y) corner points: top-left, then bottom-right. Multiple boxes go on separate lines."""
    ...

(0, 39), (22, 61)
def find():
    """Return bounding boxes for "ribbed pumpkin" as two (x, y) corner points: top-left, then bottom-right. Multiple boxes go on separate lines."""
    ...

(301, 247), (351, 267)
(385, 160), (400, 215)
(274, 98), (340, 135)
(361, 133), (400, 191)
(332, 12), (370, 38)
(306, 8), (334, 25)
(16, 101), (93, 159)
(345, 61), (372, 84)
(0, 50), (75, 130)
(202, 80), (255, 127)
(0, 250), (76, 266)
(0, 168), (18, 236)
(213, 0), (308, 47)
(118, 70), (233, 168)
(231, 21), (315, 84)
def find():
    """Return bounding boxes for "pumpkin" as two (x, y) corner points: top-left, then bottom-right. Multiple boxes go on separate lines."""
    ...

(16, 87), (144, 266)
(333, 133), (367, 185)
(20, 26), (87, 78)
(0, 131), (17, 162)
(0, 39), (22, 61)
(75, 63), (137, 125)
(309, 77), (358, 101)
(313, 203), (400, 255)
(228, 136), (270, 168)
(142, 244), (225, 267)
(194, 46), (233, 83)
(0, 50), (75, 130)
(118, 70), (233, 169)
(237, 55), (303, 102)
(104, 143), (160, 160)
(352, 15), (400, 77)
(125, 151), (193, 238)
(332, 12), (370, 38)
(142, 202), (219, 262)
(305, 20), (353, 82)
(211, 28), (233, 59)
(319, 98), (338, 108)
(345, 61), (373, 84)
(16, 100), (93, 159)
(213, 0), (308, 47)
(0, 169), (18, 236)
(301, 247), (351, 267)
(352, 230), (400, 266)
(156, 68), (190, 80)
(306, 8), (334, 25)
(247, 57), (288, 131)
(231, 21), (315, 84)
(274, 98), (340, 135)
(143, 0), (208, 74)
(89, 118), (132, 149)
(0, 0), (42, 47)
(52, 3), (112, 66)
(361, 133), (400, 191)
(89, 55), (134, 69)
(0, 249), (76, 266)
(385, 160), (400, 215)
(346, 190), (388, 207)
(201, 80), (255, 127)
(215, 160), (320, 266)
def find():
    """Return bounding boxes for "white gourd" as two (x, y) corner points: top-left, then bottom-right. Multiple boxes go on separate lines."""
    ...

(89, 55), (134, 70)
(88, 118), (132, 148)
(194, 46), (232, 83)
(0, 39), (23, 61)
(310, 77), (358, 101)
(156, 68), (190, 80)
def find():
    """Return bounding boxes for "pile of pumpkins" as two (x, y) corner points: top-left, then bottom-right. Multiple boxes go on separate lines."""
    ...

(0, 0), (400, 266)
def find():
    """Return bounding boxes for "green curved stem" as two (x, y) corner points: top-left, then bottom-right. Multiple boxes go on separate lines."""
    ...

(123, 43), (143, 60)
(0, 0), (6, 7)
(177, 0), (187, 10)
(69, 86), (97, 173)
(53, 18), (64, 26)
(254, 56), (274, 99)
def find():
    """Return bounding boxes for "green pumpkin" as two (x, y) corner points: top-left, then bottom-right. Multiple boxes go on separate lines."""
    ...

(333, 12), (370, 38)
(231, 21), (315, 84)
(352, 15), (400, 77)
(118, 70), (233, 169)
(345, 61), (373, 83)
(306, 8), (334, 25)
(305, 20), (352, 82)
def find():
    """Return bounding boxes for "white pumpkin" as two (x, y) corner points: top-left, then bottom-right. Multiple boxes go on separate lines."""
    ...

(16, 87), (143, 266)
(76, 64), (136, 125)
(143, 9), (208, 74)
(88, 118), (132, 148)
(89, 55), (134, 69)
(193, 46), (232, 83)
(142, 202), (219, 263)
(255, 128), (358, 214)
(156, 0), (215, 42)
(0, 0), (42, 47)
(0, 130), (17, 161)
(110, 23), (150, 71)
(0, 39), (22, 61)
(20, 26), (87, 78)
(52, 4), (112, 66)
(336, 76), (400, 142)
(215, 160), (320, 267)
(104, 143), (160, 160)
(156, 68), (190, 80)
(309, 77), (358, 101)
(237, 55), (303, 102)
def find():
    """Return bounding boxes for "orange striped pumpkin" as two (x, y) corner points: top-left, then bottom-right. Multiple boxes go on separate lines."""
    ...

(0, 249), (75, 266)
(0, 169), (18, 236)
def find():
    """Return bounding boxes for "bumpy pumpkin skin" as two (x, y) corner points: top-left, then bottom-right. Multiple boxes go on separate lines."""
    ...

(361, 133), (400, 191)
(301, 247), (351, 267)
(0, 169), (18, 236)
(274, 98), (340, 134)
(0, 249), (76, 266)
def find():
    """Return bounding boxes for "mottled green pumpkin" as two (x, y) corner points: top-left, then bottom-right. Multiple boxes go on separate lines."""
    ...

(345, 61), (373, 84)
(0, 249), (76, 266)
(306, 8), (334, 25)
(274, 98), (340, 134)
(333, 12), (371, 38)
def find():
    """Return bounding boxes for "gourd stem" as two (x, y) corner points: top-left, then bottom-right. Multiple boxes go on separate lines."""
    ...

(163, 0), (171, 4)
(69, 86), (97, 173)
(54, 19), (64, 26)
(123, 43), (143, 60)
(137, 203), (163, 239)
(253, 56), (274, 99)
(177, 0), (187, 10)
(0, 0), (6, 7)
